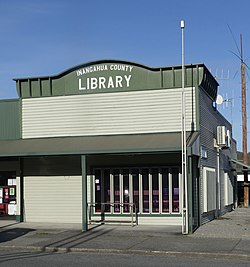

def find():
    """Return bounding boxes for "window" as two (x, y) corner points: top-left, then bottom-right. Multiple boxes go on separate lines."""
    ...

(93, 167), (180, 215)
(203, 167), (216, 212)
(152, 168), (159, 213)
(132, 169), (139, 212)
(123, 169), (130, 213)
(142, 169), (149, 213)
(103, 169), (111, 212)
(162, 168), (169, 213)
(224, 173), (233, 206)
(113, 169), (120, 213)
(172, 168), (179, 212)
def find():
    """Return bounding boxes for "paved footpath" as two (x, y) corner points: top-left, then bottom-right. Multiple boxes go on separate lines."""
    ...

(0, 208), (250, 260)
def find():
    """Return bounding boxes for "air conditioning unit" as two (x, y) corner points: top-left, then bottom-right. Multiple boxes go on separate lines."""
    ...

(216, 126), (231, 148)
(217, 126), (226, 146)
(226, 129), (231, 148)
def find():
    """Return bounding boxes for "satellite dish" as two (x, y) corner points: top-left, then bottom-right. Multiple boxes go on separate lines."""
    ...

(216, 95), (223, 105)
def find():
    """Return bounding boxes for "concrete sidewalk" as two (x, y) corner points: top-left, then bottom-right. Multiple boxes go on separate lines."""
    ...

(0, 208), (250, 260)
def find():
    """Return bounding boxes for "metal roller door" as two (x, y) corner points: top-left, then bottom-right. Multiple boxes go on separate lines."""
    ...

(24, 176), (82, 223)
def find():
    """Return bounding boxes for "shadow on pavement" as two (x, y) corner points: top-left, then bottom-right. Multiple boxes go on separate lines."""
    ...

(43, 224), (115, 249)
(0, 228), (35, 243)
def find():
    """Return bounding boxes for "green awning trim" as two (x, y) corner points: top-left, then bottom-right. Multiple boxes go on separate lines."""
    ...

(0, 132), (182, 157)
(230, 159), (250, 171)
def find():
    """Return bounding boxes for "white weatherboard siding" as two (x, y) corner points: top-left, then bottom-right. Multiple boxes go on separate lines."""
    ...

(24, 176), (82, 223)
(22, 88), (196, 139)
(138, 216), (182, 225)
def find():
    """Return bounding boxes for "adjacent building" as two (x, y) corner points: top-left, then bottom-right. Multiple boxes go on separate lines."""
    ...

(0, 60), (237, 233)
(235, 152), (250, 205)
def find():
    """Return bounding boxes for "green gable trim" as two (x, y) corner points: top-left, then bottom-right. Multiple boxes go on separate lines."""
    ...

(0, 99), (21, 140)
(14, 60), (218, 101)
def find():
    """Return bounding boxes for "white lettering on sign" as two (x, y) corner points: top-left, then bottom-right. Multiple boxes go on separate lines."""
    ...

(76, 65), (108, 76)
(109, 64), (133, 72)
(76, 64), (134, 77)
(79, 75), (132, 90)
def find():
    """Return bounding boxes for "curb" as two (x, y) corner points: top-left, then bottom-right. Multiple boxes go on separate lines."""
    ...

(0, 245), (250, 261)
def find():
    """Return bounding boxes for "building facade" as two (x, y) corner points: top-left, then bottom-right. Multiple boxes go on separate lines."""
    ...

(0, 60), (237, 233)
(235, 152), (250, 206)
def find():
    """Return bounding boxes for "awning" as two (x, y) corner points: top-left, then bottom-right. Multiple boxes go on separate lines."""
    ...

(230, 159), (250, 171)
(0, 132), (182, 157)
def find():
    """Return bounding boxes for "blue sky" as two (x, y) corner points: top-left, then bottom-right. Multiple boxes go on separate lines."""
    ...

(0, 0), (249, 151)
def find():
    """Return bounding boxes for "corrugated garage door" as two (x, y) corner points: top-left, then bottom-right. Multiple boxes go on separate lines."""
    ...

(24, 176), (82, 223)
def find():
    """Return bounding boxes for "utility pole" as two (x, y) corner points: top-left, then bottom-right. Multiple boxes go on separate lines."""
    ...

(240, 33), (249, 207)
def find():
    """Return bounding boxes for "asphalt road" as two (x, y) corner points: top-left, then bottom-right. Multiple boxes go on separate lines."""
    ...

(0, 250), (249, 267)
